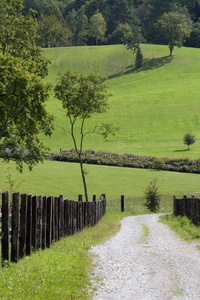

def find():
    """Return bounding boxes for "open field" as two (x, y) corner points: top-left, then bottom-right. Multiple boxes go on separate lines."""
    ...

(42, 44), (200, 159)
(1, 160), (200, 214)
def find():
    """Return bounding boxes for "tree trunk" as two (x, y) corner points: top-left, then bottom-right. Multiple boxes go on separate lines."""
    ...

(169, 44), (173, 57)
(79, 158), (88, 202)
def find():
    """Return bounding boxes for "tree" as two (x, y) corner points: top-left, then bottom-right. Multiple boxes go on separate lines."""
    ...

(37, 14), (71, 47)
(156, 11), (193, 56)
(121, 22), (144, 67)
(89, 12), (107, 45)
(0, 0), (54, 171)
(135, 46), (143, 68)
(183, 133), (196, 150)
(144, 179), (161, 213)
(54, 71), (118, 201)
(66, 6), (89, 45)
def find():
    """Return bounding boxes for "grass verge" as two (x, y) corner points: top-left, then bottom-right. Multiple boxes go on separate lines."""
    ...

(160, 214), (200, 241)
(0, 211), (124, 300)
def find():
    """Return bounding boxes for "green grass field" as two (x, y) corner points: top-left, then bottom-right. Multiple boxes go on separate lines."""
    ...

(1, 159), (200, 213)
(42, 44), (200, 159)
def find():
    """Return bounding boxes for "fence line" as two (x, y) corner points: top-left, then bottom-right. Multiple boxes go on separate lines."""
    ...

(0, 192), (106, 267)
(173, 195), (200, 226)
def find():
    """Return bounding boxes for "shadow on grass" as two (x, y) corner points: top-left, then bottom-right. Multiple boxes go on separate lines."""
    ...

(173, 149), (189, 153)
(108, 56), (172, 80)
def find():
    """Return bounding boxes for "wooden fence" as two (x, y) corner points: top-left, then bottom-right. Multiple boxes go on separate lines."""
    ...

(173, 195), (200, 226)
(0, 192), (106, 267)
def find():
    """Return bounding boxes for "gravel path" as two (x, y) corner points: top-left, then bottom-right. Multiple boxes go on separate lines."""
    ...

(90, 214), (200, 300)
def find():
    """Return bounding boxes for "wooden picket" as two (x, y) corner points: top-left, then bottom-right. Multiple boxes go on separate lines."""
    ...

(0, 192), (106, 267)
(173, 195), (200, 226)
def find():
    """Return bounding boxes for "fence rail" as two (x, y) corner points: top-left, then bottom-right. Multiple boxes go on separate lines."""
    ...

(173, 195), (200, 226)
(0, 192), (106, 267)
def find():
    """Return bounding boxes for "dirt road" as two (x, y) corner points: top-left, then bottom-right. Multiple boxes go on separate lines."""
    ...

(91, 214), (200, 300)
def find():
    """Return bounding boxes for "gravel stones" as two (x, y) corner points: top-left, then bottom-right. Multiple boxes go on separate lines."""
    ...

(90, 214), (200, 300)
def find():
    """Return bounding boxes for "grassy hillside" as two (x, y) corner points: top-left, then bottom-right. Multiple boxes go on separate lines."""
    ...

(42, 44), (200, 159)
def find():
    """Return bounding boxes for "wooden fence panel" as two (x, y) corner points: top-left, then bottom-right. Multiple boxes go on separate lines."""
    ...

(19, 194), (28, 259)
(1, 192), (106, 268)
(42, 196), (47, 250)
(32, 196), (37, 251)
(26, 194), (32, 256)
(11, 193), (20, 263)
(2, 192), (9, 267)
(46, 196), (52, 248)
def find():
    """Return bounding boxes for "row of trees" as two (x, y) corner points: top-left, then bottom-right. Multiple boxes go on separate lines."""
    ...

(22, 0), (200, 49)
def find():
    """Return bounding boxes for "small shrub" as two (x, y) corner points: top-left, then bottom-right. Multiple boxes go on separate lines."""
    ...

(144, 179), (161, 212)
(153, 158), (165, 170)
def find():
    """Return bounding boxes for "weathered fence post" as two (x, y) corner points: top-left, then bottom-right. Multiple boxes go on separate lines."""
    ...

(26, 194), (32, 256)
(32, 196), (38, 251)
(2, 191), (10, 267)
(42, 196), (47, 250)
(19, 194), (28, 259)
(37, 196), (43, 250)
(11, 193), (20, 263)
(60, 196), (64, 239)
(46, 196), (52, 248)
(173, 195), (177, 216)
(121, 195), (124, 212)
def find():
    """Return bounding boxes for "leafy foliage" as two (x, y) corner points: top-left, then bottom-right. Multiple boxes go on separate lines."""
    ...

(157, 10), (193, 56)
(0, 0), (54, 171)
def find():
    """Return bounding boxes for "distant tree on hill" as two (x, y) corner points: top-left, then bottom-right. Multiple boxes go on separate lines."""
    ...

(183, 133), (196, 150)
(37, 14), (71, 47)
(121, 22), (144, 67)
(89, 12), (107, 45)
(54, 71), (119, 201)
(156, 10), (193, 56)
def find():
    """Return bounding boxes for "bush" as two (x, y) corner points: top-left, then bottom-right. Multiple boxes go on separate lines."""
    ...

(153, 158), (165, 170)
(144, 179), (161, 212)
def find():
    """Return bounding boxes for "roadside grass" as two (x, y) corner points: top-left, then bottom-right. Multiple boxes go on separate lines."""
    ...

(42, 44), (200, 159)
(140, 224), (150, 244)
(160, 214), (200, 241)
(0, 212), (123, 300)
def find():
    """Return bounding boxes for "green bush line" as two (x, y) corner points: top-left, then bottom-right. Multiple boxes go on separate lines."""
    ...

(49, 149), (200, 174)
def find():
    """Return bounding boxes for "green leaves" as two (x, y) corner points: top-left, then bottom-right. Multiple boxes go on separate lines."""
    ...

(0, 0), (54, 171)
(54, 71), (109, 119)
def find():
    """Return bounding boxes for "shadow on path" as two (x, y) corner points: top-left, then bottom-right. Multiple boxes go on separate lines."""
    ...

(108, 56), (172, 80)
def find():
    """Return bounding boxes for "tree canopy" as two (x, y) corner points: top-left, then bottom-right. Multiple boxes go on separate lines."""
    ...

(0, 0), (54, 171)
(21, 0), (200, 49)
(157, 10), (193, 56)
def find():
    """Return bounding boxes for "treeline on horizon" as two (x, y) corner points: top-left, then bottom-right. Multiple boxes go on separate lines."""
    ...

(23, 0), (200, 49)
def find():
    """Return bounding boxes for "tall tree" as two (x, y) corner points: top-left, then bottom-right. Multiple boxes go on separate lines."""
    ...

(0, 0), (54, 171)
(156, 10), (193, 56)
(89, 12), (107, 45)
(37, 14), (71, 47)
(66, 6), (89, 45)
(54, 71), (118, 201)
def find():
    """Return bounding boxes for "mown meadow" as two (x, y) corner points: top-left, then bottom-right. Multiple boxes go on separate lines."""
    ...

(1, 44), (200, 299)
(43, 44), (200, 158)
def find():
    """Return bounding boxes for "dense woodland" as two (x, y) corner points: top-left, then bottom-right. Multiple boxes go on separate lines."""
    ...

(22, 0), (200, 48)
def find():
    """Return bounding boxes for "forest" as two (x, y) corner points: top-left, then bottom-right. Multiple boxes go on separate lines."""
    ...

(22, 0), (200, 48)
